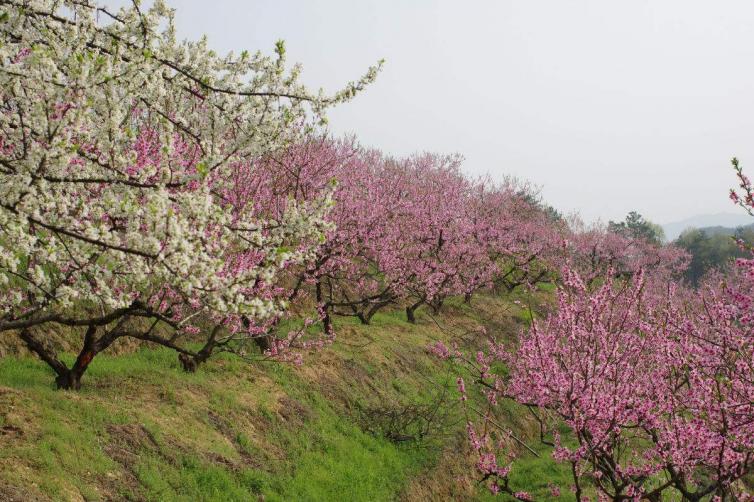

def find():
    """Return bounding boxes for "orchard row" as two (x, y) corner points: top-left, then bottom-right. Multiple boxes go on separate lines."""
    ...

(2, 2), (754, 500)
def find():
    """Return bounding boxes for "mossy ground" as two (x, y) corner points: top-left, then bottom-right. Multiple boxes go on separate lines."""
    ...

(0, 289), (569, 501)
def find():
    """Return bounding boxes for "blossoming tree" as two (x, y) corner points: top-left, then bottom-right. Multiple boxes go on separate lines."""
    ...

(0, 0), (380, 388)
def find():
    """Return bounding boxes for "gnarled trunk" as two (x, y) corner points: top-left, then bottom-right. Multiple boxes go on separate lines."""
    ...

(361, 297), (394, 325)
(429, 297), (444, 314)
(20, 325), (111, 390)
(406, 300), (424, 324)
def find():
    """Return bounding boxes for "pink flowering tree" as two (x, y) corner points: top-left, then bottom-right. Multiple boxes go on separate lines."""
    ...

(563, 222), (689, 289)
(432, 160), (754, 499)
(393, 154), (476, 321)
(304, 147), (412, 327)
(239, 138), (412, 329)
(0, 1), (380, 388)
(491, 197), (565, 294)
(444, 267), (754, 500)
(172, 135), (358, 370)
(455, 179), (514, 302)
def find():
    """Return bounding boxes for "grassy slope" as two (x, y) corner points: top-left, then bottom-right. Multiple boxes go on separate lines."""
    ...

(0, 291), (570, 502)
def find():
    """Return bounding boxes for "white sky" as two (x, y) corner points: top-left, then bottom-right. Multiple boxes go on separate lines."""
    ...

(109, 0), (754, 223)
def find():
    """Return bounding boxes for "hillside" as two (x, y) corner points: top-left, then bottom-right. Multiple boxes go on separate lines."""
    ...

(687, 222), (754, 237)
(0, 291), (567, 502)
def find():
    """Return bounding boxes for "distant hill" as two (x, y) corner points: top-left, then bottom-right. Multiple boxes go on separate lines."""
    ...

(692, 222), (754, 237)
(662, 213), (754, 241)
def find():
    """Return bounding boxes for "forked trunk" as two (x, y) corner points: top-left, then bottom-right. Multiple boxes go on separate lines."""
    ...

(20, 325), (104, 390)
(406, 300), (424, 324)
(55, 367), (86, 390)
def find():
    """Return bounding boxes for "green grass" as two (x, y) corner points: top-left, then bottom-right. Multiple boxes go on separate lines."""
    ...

(133, 454), (263, 502)
(0, 291), (569, 501)
(264, 413), (427, 502)
(0, 345), (434, 501)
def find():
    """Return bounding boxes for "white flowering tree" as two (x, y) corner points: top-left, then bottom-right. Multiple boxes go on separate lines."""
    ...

(0, 0), (380, 388)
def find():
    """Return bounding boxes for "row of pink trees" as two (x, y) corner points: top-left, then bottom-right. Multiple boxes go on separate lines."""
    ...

(3, 0), (571, 387)
(275, 144), (570, 326)
(0, 1), (696, 427)
(243, 138), (570, 332)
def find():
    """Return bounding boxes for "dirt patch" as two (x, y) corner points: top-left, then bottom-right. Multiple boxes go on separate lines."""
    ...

(101, 423), (164, 499)
(206, 410), (265, 468)
(277, 396), (312, 425)
(203, 450), (239, 470)
(298, 351), (385, 413)
(105, 424), (160, 459)
(0, 481), (51, 502)
(0, 424), (23, 437)
(398, 440), (479, 502)
(0, 386), (34, 444)
(205, 412), (241, 459)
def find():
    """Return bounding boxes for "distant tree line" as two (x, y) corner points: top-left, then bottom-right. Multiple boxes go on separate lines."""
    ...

(674, 225), (754, 285)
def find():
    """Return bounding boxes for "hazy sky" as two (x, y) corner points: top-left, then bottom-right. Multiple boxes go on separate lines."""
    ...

(110, 0), (754, 223)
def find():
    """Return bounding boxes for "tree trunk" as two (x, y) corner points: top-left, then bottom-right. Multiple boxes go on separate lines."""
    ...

(55, 368), (86, 391)
(253, 335), (272, 353)
(322, 308), (333, 335)
(20, 325), (101, 390)
(315, 280), (334, 335)
(406, 306), (415, 324)
(180, 325), (222, 372)
(406, 300), (424, 324)
(64, 327), (99, 388)
(430, 298), (444, 314)
(364, 298), (393, 324)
